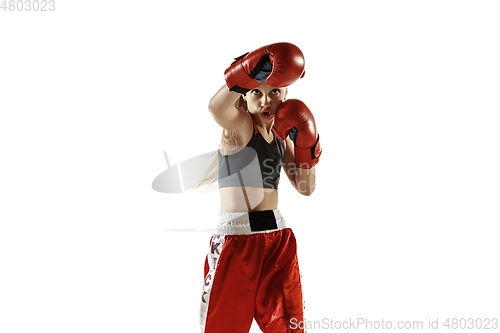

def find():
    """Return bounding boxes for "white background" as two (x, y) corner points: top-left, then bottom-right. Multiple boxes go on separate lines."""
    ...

(1, 0), (499, 332)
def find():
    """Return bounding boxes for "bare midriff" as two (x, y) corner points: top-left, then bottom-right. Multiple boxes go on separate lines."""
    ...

(219, 187), (278, 213)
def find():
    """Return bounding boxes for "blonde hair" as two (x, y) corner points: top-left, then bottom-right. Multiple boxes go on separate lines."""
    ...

(194, 96), (247, 192)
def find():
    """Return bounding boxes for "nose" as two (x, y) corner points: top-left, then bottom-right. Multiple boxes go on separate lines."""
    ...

(261, 94), (271, 107)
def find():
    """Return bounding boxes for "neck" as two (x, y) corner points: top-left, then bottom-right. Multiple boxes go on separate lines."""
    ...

(252, 117), (274, 134)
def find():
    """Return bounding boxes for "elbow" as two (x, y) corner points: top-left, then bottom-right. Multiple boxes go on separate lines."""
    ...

(296, 180), (315, 196)
(208, 103), (217, 119)
(208, 100), (214, 114)
(208, 99), (223, 119)
(300, 188), (315, 196)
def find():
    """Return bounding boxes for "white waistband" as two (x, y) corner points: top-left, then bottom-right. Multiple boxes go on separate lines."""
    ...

(216, 209), (286, 235)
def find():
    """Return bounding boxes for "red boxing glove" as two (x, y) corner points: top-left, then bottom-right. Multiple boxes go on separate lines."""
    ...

(274, 99), (322, 169)
(224, 42), (305, 95)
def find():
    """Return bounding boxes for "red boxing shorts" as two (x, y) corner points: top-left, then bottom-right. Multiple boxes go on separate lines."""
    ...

(199, 209), (305, 333)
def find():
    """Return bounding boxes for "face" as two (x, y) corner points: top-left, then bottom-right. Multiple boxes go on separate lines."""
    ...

(243, 83), (287, 123)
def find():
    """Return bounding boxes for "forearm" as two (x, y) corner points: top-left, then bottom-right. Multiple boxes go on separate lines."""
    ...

(293, 166), (316, 196)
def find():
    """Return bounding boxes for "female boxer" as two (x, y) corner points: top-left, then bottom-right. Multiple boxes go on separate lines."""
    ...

(200, 43), (321, 333)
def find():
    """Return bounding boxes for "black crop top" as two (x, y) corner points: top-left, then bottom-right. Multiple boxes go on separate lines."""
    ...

(218, 122), (285, 189)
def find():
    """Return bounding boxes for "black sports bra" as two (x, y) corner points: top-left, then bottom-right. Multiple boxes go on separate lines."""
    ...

(218, 122), (285, 189)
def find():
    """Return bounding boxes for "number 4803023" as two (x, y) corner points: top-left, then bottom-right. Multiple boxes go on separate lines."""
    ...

(1, 0), (56, 11)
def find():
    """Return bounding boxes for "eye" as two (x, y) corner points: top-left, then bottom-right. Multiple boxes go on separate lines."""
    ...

(271, 89), (280, 95)
(252, 89), (261, 95)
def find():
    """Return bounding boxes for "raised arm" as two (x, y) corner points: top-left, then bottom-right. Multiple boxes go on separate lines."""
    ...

(208, 84), (251, 132)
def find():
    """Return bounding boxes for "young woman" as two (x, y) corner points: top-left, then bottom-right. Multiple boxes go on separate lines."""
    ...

(200, 43), (322, 333)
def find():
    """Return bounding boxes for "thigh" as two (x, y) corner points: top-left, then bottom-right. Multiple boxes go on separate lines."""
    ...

(201, 233), (266, 333)
(254, 229), (305, 333)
